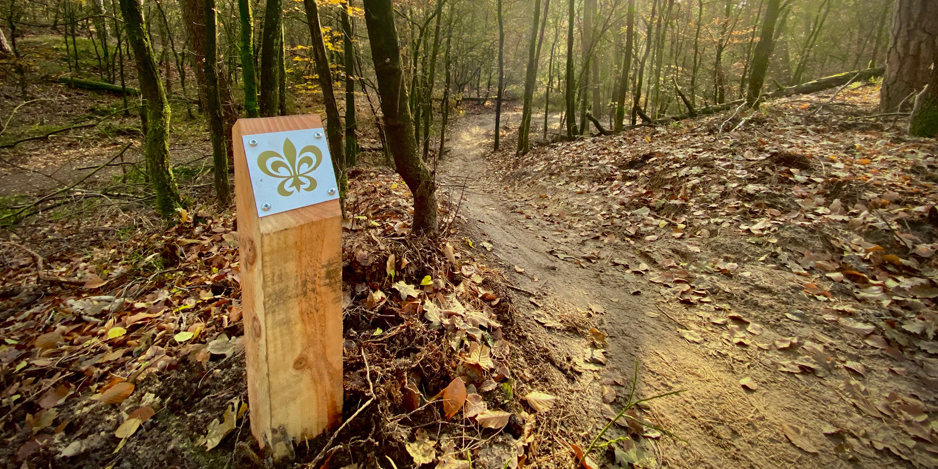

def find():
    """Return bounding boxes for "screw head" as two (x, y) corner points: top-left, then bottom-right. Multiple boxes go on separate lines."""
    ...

(314, 132), (324, 139)
(328, 188), (337, 196)
(261, 203), (271, 211)
(249, 139), (258, 147)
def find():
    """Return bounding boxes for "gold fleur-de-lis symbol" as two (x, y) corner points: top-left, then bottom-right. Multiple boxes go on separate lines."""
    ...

(257, 138), (323, 197)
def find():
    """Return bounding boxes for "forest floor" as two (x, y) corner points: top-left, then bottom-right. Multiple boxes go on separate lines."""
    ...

(442, 84), (938, 468)
(1, 56), (937, 469)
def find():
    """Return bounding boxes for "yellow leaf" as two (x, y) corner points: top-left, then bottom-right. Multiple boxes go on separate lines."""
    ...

(524, 391), (558, 412)
(420, 275), (433, 286)
(174, 331), (194, 343)
(107, 327), (127, 340)
(114, 418), (141, 439)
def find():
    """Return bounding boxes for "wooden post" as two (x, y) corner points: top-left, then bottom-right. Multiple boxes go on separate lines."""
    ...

(233, 115), (343, 459)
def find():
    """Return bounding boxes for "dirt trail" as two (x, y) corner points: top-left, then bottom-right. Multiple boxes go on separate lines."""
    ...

(440, 111), (931, 468)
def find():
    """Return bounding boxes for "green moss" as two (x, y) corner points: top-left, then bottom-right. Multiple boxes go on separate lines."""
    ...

(910, 93), (938, 138)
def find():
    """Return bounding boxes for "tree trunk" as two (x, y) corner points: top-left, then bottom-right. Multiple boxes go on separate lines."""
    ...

(791, 0), (831, 85)
(614, 0), (634, 133)
(342, 1), (357, 165)
(421, 0), (446, 160)
(909, 64), (938, 137)
(118, 0), (181, 218)
(278, 25), (286, 116)
(517, 0), (544, 155)
(881, 0), (938, 112)
(90, 0), (111, 82)
(437, 4), (454, 160)
(494, 0), (505, 151)
(564, 0), (576, 138)
(179, 0), (208, 108)
(0, 27), (11, 56)
(204, 0), (230, 206)
(690, 0), (702, 106)
(304, 0), (347, 203)
(259, 0), (283, 116)
(363, 0), (438, 236)
(745, 0), (782, 107)
(632, 0), (657, 125)
(238, 0), (259, 117)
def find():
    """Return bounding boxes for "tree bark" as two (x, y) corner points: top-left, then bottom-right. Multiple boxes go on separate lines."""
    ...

(118, 0), (181, 218)
(745, 0), (782, 107)
(909, 64), (938, 137)
(614, 0), (634, 133)
(517, 0), (544, 155)
(0, 27), (11, 56)
(259, 0), (283, 116)
(304, 0), (347, 202)
(342, 1), (357, 165)
(494, 0), (505, 151)
(363, 0), (438, 236)
(564, 0), (577, 138)
(238, 0), (259, 117)
(421, 0), (446, 160)
(881, 0), (938, 112)
(179, 0), (208, 109)
(90, 0), (111, 82)
(205, 0), (230, 206)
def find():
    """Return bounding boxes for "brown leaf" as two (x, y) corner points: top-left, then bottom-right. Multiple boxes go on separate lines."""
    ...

(38, 385), (71, 409)
(96, 381), (134, 405)
(780, 423), (819, 454)
(34, 331), (62, 350)
(740, 377), (758, 391)
(524, 391), (558, 412)
(463, 393), (486, 419)
(475, 410), (511, 429)
(129, 405), (156, 423)
(441, 378), (467, 420)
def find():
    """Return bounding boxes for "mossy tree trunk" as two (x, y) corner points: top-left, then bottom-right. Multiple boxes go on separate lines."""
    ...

(517, 0), (544, 155)
(613, 0), (635, 133)
(363, 0), (438, 236)
(909, 66), (938, 137)
(493, 0), (504, 151)
(745, 0), (782, 107)
(259, 0), (283, 117)
(303, 0), (347, 204)
(118, 0), (181, 218)
(204, 0), (230, 205)
(237, 0), (259, 117)
(342, 1), (357, 165)
(564, 0), (576, 138)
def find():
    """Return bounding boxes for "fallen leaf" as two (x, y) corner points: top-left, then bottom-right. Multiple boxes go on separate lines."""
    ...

(420, 275), (433, 286)
(524, 391), (558, 412)
(740, 377), (758, 391)
(38, 385), (71, 409)
(96, 382), (134, 404)
(781, 422), (819, 454)
(475, 410), (511, 429)
(114, 418), (141, 439)
(514, 265), (525, 273)
(405, 429), (437, 465)
(844, 361), (867, 376)
(441, 378), (467, 420)
(203, 398), (239, 450)
(392, 281), (420, 300)
(680, 329), (703, 343)
(174, 331), (195, 343)
(107, 327), (127, 340)
(464, 393), (486, 419)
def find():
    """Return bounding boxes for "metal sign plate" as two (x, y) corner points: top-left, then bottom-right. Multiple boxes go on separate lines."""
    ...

(242, 128), (339, 218)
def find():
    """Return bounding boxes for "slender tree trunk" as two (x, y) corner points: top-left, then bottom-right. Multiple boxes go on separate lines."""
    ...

(868, 1), (890, 68)
(91, 0), (111, 82)
(881, 0), (938, 112)
(544, 18), (558, 140)
(564, 0), (576, 138)
(690, 0), (702, 106)
(614, 0), (634, 133)
(0, 27), (11, 56)
(204, 0), (230, 205)
(494, 0), (505, 151)
(745, 0), (782, 107)
(258, 0), (283, 116)
(304, 0), (347, 204)
(438, 4), (455, 161)
(632, 0), (658, 124)
(238, 0), (258, 117)
(363, 0), (438, 236)
(118, 0), (181, 217)
(791, 0), (831, 85)
(342, 1), (357, 165)
(517, 0), (545, 155)
(421, 0), (446, 160)
(739, 0), (765, 94)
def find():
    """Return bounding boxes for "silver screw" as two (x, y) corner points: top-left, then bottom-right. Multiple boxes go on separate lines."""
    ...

(314, 132), (323, 139)
(249, 139), (258, 147)
(261, 203), (271, 211)
(328, 188), (337, 195)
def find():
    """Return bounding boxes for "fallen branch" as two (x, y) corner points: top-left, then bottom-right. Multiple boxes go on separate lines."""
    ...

(672, 77), (697, 117)
(585, 111), (612, 136)
(0, 143), (132, 224)
(56, 77), (140, 95)
(0, 106), (137, 150)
